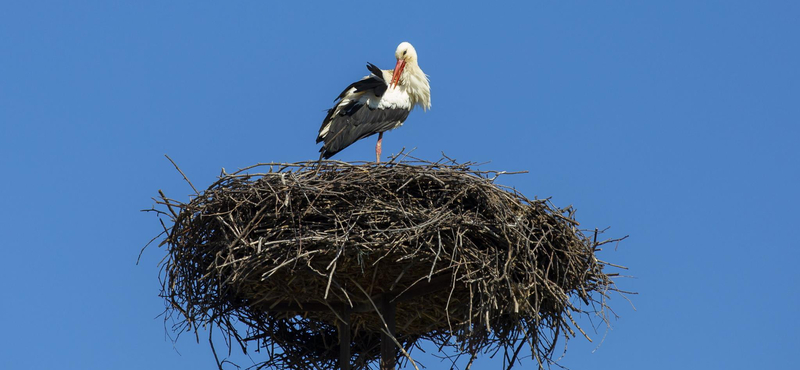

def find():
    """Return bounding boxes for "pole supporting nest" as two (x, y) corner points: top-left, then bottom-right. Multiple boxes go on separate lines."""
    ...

(338, 304), (352, 370)
(339, 293), (399, 370)
(380, 294), (397, 370)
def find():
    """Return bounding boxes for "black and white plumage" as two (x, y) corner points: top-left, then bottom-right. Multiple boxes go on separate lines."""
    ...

(317, 42), (431, 162)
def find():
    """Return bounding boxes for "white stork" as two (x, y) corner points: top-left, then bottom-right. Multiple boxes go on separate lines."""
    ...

(317, 42), (431, 162)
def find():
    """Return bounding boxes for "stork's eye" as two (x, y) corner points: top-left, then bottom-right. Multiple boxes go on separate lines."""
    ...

(402, 50), (407, 56)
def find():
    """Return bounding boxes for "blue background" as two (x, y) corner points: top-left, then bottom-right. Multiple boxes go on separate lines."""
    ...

(1, 1), (797, 369)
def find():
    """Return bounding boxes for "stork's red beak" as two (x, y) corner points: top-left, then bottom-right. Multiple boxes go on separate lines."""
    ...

(391, 59), (406, 88)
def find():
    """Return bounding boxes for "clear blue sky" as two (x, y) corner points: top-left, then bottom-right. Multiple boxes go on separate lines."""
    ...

(1, 1), (798, 369)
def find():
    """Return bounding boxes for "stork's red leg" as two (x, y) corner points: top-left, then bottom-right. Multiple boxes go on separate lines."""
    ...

(376, 133), (383, 163)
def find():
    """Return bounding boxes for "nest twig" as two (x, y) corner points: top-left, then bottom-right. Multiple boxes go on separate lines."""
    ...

(147, 153), (627, 370)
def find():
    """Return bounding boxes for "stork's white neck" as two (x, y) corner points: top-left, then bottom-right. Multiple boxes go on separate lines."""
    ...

(399, 62), (431, 111)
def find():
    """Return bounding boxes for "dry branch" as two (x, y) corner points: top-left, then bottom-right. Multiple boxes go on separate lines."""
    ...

(149, 154), (626, 370)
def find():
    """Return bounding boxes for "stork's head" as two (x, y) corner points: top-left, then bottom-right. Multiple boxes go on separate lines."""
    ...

(391, 42), (418, 88)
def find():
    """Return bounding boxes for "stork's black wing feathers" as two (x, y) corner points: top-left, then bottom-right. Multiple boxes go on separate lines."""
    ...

(334, 63), (388, 101)
(318, 63), (403, 158)
(366, 63), (384, 79)
(318, 104), (410, 159)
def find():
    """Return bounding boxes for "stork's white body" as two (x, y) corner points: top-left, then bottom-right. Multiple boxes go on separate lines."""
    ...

(317, 42), (431, 161)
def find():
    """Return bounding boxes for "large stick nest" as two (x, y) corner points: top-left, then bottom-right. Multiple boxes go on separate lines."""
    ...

(150, 155), (625, 370)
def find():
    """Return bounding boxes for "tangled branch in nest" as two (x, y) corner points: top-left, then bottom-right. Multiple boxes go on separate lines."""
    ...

(148, 154), (627, 370)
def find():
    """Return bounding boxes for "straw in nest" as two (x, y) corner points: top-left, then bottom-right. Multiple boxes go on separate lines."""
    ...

(147, 154), (627, 370)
